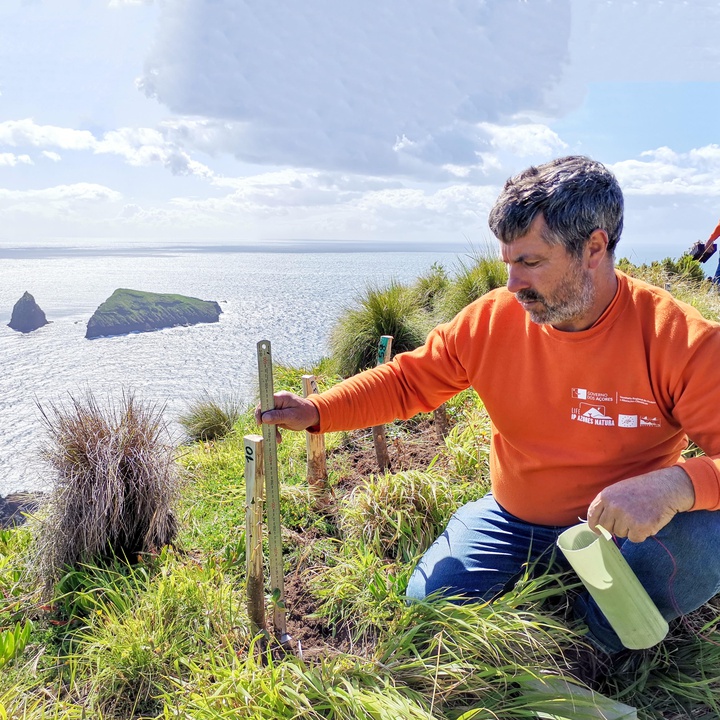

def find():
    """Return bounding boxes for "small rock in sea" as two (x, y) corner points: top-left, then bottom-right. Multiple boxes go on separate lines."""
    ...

(8, 291), (49, 333)
(0, 492), (42, 528)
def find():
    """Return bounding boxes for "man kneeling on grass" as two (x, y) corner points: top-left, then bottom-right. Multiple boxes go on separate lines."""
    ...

(257, 155), (720, 670)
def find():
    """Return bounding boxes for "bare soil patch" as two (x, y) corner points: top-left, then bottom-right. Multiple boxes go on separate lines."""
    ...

(279, 416), (450, 659)
(327, 417), (450, 492)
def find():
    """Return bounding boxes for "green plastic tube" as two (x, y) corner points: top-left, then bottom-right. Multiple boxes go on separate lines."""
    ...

(557, 523), (668, 650)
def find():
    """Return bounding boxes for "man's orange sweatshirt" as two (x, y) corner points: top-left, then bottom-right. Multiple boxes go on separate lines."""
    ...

(309, 271), (720, 526)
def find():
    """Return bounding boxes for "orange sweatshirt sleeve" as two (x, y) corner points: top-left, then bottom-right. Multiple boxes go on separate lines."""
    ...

(667, 317), (720, 511)
(307, 314), (475, 433)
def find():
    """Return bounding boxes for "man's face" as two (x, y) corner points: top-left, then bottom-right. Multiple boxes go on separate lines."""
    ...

(500, 215), (596, 332)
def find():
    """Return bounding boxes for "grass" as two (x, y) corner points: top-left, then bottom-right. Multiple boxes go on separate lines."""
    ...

(436, 252), (508, 322)
(329, 281), (430, 377)
(2, 255), (720, 719)
(178, 393), (244, 442)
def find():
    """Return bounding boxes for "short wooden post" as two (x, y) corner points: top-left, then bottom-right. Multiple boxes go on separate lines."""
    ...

(244, 434), (267, 637)
(301, 375), (327, 494)
(434, 403), (450, 441)
(372, 335), (393, 472)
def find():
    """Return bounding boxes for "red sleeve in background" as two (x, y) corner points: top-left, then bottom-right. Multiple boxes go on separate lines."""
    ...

(708, 218), (720, 244)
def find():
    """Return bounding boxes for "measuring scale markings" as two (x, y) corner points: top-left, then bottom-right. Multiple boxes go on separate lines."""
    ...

(256, 340), (288, 640)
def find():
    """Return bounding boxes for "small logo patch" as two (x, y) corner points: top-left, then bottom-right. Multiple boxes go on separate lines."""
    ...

(618, 414), (638, 428)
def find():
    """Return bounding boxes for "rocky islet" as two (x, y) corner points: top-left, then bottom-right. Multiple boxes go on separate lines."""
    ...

(85, 289), (222, 339)
(7, 291), (49, 333)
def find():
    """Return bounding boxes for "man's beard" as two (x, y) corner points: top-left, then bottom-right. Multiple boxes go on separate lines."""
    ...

(516, 264), (595, 326)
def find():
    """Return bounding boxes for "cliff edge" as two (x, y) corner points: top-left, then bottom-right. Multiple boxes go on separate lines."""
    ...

(86, 288), (222, 339)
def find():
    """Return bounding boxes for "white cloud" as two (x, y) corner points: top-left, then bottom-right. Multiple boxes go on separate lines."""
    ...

(138, 169), (498, 243)
(0, 183), (122, 204)
(41, 151), (62, 162)
(611, 145), (720, 197)
(478, 123), (568, 159)
(0, 119), (214, 179)
(0, 119), (96, 151)
(0, 153), (33, 167)
(95, 127), (215, 177)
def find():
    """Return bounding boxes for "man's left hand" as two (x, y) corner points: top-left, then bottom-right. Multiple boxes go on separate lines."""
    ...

(587, 466), (695, 543)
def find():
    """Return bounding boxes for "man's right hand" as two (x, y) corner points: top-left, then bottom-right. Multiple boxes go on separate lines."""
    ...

(254, 391), (320, 439)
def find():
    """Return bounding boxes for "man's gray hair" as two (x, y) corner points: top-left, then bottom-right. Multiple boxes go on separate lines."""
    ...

(488, 156), (624, 258)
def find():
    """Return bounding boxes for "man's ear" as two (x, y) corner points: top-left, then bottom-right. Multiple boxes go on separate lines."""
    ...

(586, 229), (610, 270)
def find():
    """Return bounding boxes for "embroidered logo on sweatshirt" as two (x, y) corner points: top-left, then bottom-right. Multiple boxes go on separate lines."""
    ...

(571, 403), (615, 427)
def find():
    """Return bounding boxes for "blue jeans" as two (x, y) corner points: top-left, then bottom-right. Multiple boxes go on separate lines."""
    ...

(405, 493), (720, 654)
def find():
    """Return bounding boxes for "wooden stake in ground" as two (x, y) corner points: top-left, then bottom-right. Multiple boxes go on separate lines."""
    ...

(256, 340), (290, 645)
(434, 403), (450, 442)
(244, 433), (266, 638)
(301, 374), (327, 494)
(372, 335), (393, 472)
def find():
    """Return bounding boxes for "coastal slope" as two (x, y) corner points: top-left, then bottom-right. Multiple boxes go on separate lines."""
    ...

(86, 289), (222, 339)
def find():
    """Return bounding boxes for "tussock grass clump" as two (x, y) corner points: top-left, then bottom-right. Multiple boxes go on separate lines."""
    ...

(339, 469), (480, 563)
(34, 392), (181, 588)
(375, 585), (608, 719)
(443, 395), (492, 482)
(68, 554), (244, 718)
(600, 597), (720, 718)
(665, 277), (720, 323)
(410, 262), (451, 315)
(166, 651), (435, 720)
(179, 392), (244, 442)
(437, 254), (507, 321)
(311, 540), (408, 646)
(330, 281), (430, 377)
(616, 257), (720, 323)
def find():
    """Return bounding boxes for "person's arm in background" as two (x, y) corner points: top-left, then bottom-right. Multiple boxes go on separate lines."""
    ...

(705, 217), (720, 252)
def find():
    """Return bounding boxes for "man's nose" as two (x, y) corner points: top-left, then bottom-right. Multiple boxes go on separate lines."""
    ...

(506, 265), (529, 294)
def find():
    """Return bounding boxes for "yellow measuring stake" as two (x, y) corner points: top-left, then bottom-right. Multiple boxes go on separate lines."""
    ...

(256, 340), (290, 645)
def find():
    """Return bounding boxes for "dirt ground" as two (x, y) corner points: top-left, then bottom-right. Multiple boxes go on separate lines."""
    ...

(279, 417), (450, 660)
(327, 417), (450, 491)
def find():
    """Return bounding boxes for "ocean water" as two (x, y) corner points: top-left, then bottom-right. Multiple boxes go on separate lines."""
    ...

(0, 244), (462, 495)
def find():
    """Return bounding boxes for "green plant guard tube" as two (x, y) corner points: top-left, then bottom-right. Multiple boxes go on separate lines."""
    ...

(557, 523), (668, 650)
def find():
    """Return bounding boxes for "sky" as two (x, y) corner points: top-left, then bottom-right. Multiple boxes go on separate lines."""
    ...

(1, 0), (720, 263)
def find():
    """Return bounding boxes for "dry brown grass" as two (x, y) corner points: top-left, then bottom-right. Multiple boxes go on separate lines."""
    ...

(33, 392), (181, 589)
